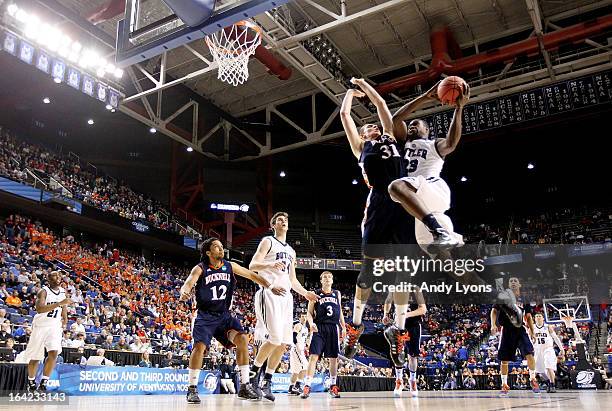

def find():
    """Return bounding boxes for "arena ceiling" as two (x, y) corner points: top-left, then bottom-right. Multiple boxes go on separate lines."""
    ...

(22, 0), (612, 159)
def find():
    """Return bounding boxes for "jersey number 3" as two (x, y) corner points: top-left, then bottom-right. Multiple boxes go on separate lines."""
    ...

(211, 285), (227, 300)
(326, 306), (333, 316)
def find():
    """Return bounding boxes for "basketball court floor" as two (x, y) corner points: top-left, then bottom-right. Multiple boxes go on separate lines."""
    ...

(2, 390), (608, 411)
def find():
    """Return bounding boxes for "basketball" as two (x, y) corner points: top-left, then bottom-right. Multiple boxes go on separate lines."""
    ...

(437, 76), (467, 105)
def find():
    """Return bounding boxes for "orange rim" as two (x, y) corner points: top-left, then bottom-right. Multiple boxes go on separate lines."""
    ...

(206, 20), (262, 57)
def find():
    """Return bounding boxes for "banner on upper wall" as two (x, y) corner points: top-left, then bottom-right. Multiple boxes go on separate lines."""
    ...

(42, 364), (220, 396)
(270, 373), (327, 393)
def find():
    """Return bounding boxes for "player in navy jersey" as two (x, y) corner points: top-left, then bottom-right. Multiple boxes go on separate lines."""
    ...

(340, 78), (416, 369)
(179, 237), (286, 404)
(383, 291), (426, 397)
(301, 271), (346, 399)
(490, 276), (540, 396)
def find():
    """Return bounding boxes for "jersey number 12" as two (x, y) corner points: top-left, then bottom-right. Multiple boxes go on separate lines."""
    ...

(211, 285), (227, 300)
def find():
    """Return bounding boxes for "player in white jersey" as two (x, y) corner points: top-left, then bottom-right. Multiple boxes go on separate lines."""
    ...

(533, 313), (564, 393)
(249, 211), (318, 402)
(22, 271), (72, 392)
(388, 81), (469, 254)
(288, 313), (310, 395)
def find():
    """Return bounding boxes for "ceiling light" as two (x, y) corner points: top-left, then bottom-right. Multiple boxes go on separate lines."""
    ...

(87, 119), (94, 125)
(527, 163), (534, 170)
(42, 97), (50, 104)
(186, 147), (193, 152)
(460, 176), (467, 182)
(279, 171), (286, 177)
(149, 127), (157, 134)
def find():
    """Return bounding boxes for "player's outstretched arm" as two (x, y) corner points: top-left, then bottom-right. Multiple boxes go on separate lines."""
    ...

(341, 89), (366, 159)
(231, 262), (286, 296)
(179, 265), (202, 301)
(289, 263), (319, 302)
(549, 325), (565, 355)
(437, 82), (469, 157)
(392, 81), (440, 141)
(351, 78), (394, 136)
(525, 312), (535, 339)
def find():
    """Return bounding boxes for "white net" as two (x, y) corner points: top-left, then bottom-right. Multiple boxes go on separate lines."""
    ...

(205, 21), (261, 86)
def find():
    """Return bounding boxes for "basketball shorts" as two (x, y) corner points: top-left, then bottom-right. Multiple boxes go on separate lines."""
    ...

(498, 325), (534, 362)
(361, 190), (416, 248)
(404, 323), (422, 358)
(309, 323), (340, 358)
(289, 343), (308, 374)
(192, 310), (245, 348)
(535, 347), (557, 374)
(254, 287), (294, 345)
(394, 176), (463, 250)
(22, 324), (62, 361)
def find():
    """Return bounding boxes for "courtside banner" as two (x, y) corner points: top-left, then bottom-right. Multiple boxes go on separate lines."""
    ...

(271, 373), (327, 393)
(44, 365), (220, 396)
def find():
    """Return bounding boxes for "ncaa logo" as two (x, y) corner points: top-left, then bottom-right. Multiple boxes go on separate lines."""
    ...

(576, 371), (594, 385)
(204, 373), (218, 391)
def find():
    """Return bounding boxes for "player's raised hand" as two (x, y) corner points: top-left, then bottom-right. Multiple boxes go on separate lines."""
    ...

(350, 77), (367, 89)
(59, 298), (73, 306)
(348, 89), (366, 98)
(304, 291), (320, 302)
(270, 286), (286, 296)
(456, 82), (470, 107)
(425, 80), (441, 101)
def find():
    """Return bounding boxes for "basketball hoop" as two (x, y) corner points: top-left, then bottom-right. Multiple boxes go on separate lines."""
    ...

(205, 21), (262, 86)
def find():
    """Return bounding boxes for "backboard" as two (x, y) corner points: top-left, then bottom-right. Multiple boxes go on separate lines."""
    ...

(115, 0), (292, 67)
(542, 296), (591, 324)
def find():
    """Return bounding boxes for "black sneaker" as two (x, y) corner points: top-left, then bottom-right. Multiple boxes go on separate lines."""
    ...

(261, 379), (275, 402)
(427, 227), (459, 254)
(237, 382), (259, 400)
(549, 385), (556, 393)
(383, 325), (410, 368)
(27, 380), (37, 393)
(186, 385), (201, 404)
(288, 384), (301, 395)
(37, 379), (48, 393)
(343, 322), (365, 359)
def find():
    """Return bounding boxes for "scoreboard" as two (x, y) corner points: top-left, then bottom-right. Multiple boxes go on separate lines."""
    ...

(295, 257), (361, 271)
(425, 70), (612, 137)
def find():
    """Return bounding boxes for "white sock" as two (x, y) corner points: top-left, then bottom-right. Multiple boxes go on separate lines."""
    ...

(330, 376), (337, 385)
(239, 365), (250, 384)
(188, 369), (201, 386)
(529, 369), (536, 380)
(395, 368), (404, 380)
(394, 305), (408, 330)
(41, 376), (49, 382)
(409, 370), (417, 382)
(304, 376), (313, 386)
(501, 374), (508, 386)
(353, 299), (365, 325)
(28, 377), (35, 381)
